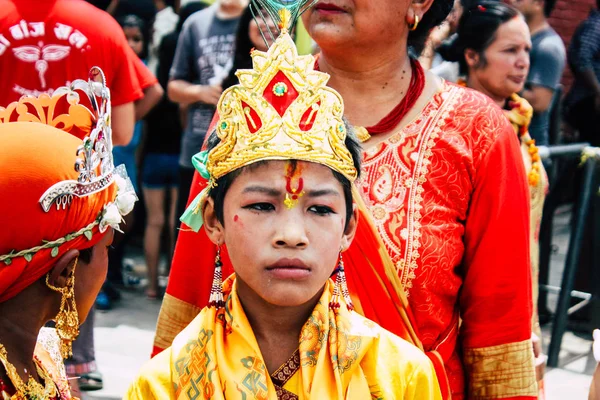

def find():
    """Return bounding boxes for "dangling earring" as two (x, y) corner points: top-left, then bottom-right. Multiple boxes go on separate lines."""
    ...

(46, 257), (79, 359)
(408, 14), (420, 31)
(329, 252), (354, 311)
(209, 245), (225, 309)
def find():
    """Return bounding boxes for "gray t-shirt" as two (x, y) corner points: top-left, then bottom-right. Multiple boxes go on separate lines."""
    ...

(170, 6), (239, 168)
(526, 27), (566, 146)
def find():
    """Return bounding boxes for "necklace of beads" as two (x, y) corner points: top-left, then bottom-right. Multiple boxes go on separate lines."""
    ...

(0, 343), (58, 400)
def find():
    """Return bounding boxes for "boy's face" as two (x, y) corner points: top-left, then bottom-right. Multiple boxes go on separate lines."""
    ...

(204, 160), (357, 308)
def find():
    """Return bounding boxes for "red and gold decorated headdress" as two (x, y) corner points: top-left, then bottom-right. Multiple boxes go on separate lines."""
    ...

(181, 6), (357, 231)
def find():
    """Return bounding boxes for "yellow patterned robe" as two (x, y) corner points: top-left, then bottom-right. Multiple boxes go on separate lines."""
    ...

(126, 276), (442, 399)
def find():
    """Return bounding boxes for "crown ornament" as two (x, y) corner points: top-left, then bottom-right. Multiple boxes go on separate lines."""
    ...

(209, 32), (357, 181)
(0, 67), (137, 265)
(181, 14), (357, 232)
(0, 67), (117, 212)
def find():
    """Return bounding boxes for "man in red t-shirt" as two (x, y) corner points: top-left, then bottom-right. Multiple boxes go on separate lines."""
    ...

(0, 0), (156, 145)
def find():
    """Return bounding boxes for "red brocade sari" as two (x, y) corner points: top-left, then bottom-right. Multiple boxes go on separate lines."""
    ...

(153, 82), (537, 399)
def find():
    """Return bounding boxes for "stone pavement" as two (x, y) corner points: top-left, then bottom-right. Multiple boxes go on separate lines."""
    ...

(81, 206), (595, 400)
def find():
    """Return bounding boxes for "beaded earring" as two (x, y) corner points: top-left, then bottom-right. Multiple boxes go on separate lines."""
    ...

(329, 252), (354, 311)
(209, 245), (225, 309)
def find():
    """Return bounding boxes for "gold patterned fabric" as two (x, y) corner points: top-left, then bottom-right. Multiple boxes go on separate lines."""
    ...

(503, 93), (548, 337)
(127, 275), (442, 399)
(463, 339), (537, 399)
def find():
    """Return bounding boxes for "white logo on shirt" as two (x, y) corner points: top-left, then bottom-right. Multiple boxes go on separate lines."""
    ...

(0, 20), (89, 97)
(13, 42), (70, 88)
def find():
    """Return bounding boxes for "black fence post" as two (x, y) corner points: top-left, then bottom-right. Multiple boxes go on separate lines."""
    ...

(547, 153), (598, 367)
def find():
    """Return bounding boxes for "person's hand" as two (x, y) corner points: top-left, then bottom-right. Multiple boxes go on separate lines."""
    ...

(428, 22), (452, 50)
(532, 333), (546, 381)
(197, 85), (222, 106)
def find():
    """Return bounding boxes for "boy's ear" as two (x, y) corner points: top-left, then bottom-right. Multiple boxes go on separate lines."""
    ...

(203, 197), (225, 245)
(341, 204), (359, 251)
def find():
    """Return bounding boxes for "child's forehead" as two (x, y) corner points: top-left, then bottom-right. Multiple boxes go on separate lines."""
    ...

(235, 160), (338, 184)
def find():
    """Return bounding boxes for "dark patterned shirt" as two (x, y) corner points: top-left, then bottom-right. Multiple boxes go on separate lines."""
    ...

(566, 9), (600, 106)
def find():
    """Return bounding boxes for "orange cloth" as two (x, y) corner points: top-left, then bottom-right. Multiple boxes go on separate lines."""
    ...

(0, 122), (117, 302)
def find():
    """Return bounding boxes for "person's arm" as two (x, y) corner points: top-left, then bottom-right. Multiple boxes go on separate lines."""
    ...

(167, 15), (223, 107)
(136, 82), (164, 120)
(460, 109), (537, 399)
(111, 102), (135, 146)
(571, 19), (600, 95)
(521, 85), (555, 114)
(105, 0), (119, 15)
(167, 80), (221, 106)
(522, 40), (566, 113)
(419, 23), (451, 70)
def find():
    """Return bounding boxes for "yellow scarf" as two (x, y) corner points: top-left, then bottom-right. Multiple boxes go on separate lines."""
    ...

(176, 276), (375, 399)
(127, 275), (441, 399)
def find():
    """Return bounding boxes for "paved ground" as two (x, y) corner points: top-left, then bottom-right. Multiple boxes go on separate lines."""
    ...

(80, 206), (596, 400)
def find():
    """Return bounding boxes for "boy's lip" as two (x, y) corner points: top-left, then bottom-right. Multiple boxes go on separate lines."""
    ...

(267, 258), (310, 271)
(266, 258), (311, 280)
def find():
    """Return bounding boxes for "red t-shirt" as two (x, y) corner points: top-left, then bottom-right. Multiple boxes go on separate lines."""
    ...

(0, 0), (146, 107)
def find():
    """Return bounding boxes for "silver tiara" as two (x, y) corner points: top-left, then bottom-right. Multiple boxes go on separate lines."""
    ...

(0, 67), (116, 212)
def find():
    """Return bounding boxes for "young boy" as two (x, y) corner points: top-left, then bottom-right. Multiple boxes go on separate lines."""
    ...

(126, 24), (441, 400)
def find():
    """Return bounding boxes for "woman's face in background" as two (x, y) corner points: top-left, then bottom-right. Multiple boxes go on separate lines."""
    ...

(249, 13), (278, 51)
(468, 16), (531, 101)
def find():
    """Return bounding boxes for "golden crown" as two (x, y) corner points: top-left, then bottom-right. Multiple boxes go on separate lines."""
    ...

(207, 31), (357, 182)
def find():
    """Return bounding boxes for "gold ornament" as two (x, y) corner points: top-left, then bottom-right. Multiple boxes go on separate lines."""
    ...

(354, 126), (372, 142)
(209, 31), (358, 183)
(45, 258), (79, 359)
(0, 344), (57, 399)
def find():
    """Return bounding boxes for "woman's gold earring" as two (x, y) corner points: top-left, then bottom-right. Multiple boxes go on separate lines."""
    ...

(408, 14), (420, 31)
(46, 257), (80, 359)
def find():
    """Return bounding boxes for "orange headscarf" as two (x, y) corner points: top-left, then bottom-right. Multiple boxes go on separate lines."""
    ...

(0, 122), (117, 302)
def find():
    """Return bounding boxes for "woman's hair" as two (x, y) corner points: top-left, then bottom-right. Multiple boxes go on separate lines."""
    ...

(438, 1), (520, 75)
(409, 0), (455, 55)
(222, 5), (257, 90)
(118, 14), (148, 59)
(207, 118), (362, 230)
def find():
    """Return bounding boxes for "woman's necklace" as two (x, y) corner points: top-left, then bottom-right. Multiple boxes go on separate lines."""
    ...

(456, 79), (541, 187)
(314, 58), (427, 142)
(0, 343), (58, 400)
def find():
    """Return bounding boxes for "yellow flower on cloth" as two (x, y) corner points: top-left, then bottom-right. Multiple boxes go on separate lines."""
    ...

(126, 275), (441, 399)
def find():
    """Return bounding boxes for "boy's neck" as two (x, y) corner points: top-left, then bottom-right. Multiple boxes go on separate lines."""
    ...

(236, 279), (322, 373)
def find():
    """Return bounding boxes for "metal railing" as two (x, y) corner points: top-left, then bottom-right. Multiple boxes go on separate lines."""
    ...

(536, 143), (600, 367)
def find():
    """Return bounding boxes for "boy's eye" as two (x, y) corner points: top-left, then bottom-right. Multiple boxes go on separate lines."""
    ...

(308, 205), (335, 215)
(244, 203), (275, 212)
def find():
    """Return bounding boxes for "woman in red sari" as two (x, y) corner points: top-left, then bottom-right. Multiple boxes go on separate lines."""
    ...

(439, 1), (549, 394)
(153, 0), (537, 398)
